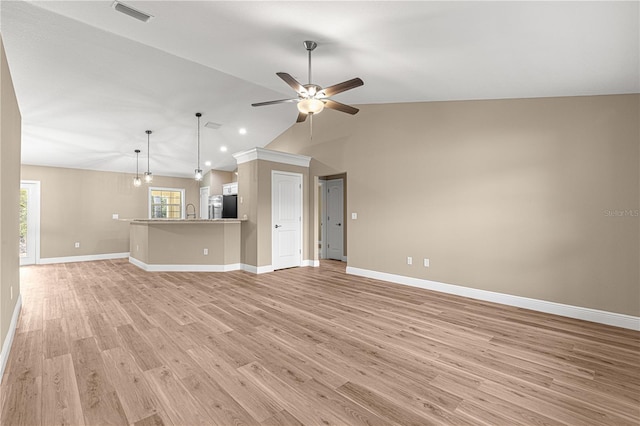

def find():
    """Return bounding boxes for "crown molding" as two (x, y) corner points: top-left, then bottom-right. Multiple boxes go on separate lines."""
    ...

(233, 147), (311, 167)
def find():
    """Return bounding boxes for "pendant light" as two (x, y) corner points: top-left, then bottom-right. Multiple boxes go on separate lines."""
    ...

(144, 130), (153, 183)
(194, 112), (203, 181)
(133, 149), (142, 187)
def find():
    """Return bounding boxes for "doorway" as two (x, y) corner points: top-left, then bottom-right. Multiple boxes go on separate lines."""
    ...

(20, 181), (40, 265)
(325, 178), (344, 261)
(199, 186), (209, 219)
(272, 171), (303, 270)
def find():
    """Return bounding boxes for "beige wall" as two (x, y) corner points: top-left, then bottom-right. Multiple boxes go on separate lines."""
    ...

(20, 165), (201, 259)
(201, 169), (234, 196)
(130, 222), (240, 266)
(238, 159), (309, 268)
(266, 94), (640, 317)
(0, 35), (22, 361)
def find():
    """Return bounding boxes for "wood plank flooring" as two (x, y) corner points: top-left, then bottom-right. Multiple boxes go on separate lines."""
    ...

(1, 259), (639, 425)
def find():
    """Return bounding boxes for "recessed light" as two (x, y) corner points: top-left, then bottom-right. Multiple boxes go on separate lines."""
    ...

(204, 161), (211, 167)
(239, 128), (247, 135)
(220, 146), (228, 152)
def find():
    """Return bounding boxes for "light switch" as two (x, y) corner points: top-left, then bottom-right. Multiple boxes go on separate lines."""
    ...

(112, 213), (119, 219)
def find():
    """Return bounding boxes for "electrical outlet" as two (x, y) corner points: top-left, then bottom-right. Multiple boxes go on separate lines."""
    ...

(407, 256), (412, 265)
(112, 213), (119, 219)
(424, 258), (430, 267)
(136, 245), (139, 252)
(203, 248), (208, 255)
(10, 286), (13, 300)
(352, 212), (358, 220)
(74, 242), (80, 248)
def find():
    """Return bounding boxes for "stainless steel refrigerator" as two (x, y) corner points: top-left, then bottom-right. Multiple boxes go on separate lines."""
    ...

(208, 195), (223, 219)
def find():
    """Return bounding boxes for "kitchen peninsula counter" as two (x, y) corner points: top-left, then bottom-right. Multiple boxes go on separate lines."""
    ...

(128, 218), (245, 271)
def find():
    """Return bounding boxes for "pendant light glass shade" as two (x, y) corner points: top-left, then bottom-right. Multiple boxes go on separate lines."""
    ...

(144, 130), (153, 183)
(194, 112), (202, 181)
(133, 149), (142, 187)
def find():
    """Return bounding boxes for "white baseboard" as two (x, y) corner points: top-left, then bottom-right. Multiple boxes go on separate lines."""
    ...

(1, 294), (22, 378)
(242, 261), (318, 274)
(129, 257), (241, 272)
(346, 266), (640, 331)
(40, 252), (129, 265)
(241, 264), (274, 274)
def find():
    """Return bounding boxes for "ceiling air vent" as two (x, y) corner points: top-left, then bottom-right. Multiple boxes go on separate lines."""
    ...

(205, 121), (222, 130)
(112, 1), (154, 22)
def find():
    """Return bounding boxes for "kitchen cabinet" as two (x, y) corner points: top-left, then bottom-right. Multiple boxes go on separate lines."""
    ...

(223, 182), (238, 195)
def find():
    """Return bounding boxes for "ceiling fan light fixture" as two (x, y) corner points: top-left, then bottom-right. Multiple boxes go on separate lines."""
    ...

(297, 98), (324, 115)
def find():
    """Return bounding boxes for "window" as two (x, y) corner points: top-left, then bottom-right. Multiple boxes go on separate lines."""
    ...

(149, 187), (185, 219)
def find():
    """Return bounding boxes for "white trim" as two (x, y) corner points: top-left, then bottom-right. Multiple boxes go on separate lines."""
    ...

(241, 264), (274, 274)
(233, 147), (311, 167)
(39, 252), (129, 265)
(129, 257), (241, 272)
(199, 186), (210, 219)
(301, 259), (320, 267)
(20, 180), (41, 265)
(319, 180), (327, 259)
(346, 266), (640, 331)
(1, 294), (22, 379)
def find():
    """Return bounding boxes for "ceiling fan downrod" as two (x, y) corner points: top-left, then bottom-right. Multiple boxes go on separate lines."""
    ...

(304, 40), (317, 85)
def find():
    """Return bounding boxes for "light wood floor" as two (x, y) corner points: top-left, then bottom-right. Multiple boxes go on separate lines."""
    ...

(1, 260), (638, 425)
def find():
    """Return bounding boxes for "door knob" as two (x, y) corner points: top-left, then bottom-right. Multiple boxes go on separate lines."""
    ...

(275, 224), (282, 228)
(337, 223), (342, 226)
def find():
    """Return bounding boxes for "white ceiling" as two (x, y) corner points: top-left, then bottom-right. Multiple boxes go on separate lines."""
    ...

(1, 1), (638, 177)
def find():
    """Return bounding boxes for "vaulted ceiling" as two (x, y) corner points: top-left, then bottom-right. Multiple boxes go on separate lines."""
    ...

(2, 1), (638, 176)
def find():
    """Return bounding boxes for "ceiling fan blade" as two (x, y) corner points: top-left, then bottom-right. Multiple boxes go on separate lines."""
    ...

(251, 98), (298, 107)
(296, 111), (308, 123)
(277, 72), (306, 95)
(319, 78), (363, 98)
(323, 99), (359, 115)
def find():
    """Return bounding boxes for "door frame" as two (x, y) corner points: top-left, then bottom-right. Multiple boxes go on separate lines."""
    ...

(271, 170), (303, 270)
(199, 186), (210, 219)
(319, 179), (327, 259)
(325, 178), (345, 261)
(20, 180), (41, 265)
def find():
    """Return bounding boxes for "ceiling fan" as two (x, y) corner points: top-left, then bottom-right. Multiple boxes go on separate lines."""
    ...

(252, 41), (364, 123)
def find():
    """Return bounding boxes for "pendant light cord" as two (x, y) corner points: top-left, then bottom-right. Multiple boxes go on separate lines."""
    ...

(147, 132), (150, 173)
(197, 113), (201, 169)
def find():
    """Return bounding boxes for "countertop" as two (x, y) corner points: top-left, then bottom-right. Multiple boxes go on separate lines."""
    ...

(126, 218), (246, 224)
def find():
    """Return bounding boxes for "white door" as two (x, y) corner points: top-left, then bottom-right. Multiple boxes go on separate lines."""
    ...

(199, 186), (209, 219)
(272, 171), (302, 270)
(326, 179), (344, 261)
(20, 181), (40, 266)
(319, 180), (327, 259)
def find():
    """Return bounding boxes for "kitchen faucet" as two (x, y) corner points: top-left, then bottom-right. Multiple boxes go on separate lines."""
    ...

(186, 203), (196, 219)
